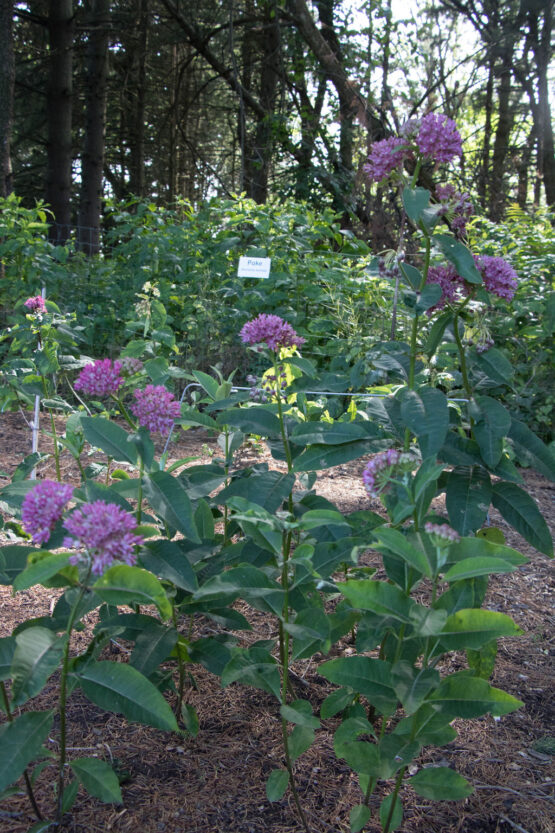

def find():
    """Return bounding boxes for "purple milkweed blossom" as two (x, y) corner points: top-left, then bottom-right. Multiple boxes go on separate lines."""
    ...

(21, 480), (74, 546)
(424, 521), (461, 545)
(426, 264), (468, 312)
(363, 137), (408, 183)
(119, 356), (144, 376)
(240, 314), (305, 352)
(130, 384), (181, 435)
(74, 358), (124, 397)
(24, 296), (47, 314)
(64, 500), (144, 576)
(416, 113), (462, 164)
(435, 184), (474, 238)
(474, 255), (518, 301)
(363, 449), (418, 499)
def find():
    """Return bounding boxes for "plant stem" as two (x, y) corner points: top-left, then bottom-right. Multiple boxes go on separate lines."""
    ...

(136, 457), (144, 524)
(383, 766), (405, 833)
(56, 566), (92, 823)
(48, 409), (62, 482)
(404, 234), (431, 451)
(453, 312), (472, 398)
(173, 607), (187, 718)
(0, 682), (43, 820)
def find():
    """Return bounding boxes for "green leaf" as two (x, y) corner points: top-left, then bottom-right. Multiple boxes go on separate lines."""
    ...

(142, 470), (200, 543)
(76, 661), (178, 731)
(409, 767), (473, 800)
(429, 673), (522, 718)
(508, 418), (555, 481)
(13, 552), (71, 592)
(433, 235), (482, 283)
(474, 347), (514, 385)
(60, 778), (79, 813)
(319, 657), (397, 715)
(80, 417), (138, 465)
(470, 396), (511, 467)
(221, 647), (281, 699)
(11, 627), (67, 706)
(391, 662), (439, 714)
(491, 481), (553, 556)
(0, 546), (37, 585)
(467, 640), (498, 679)
(70, 757), (123, 804)
(400, 387), (448, 457)
(0, 710), (53, 793)
(445, 466), (492, 535)
(193, 566), (284, 616)
(288, 725), (315, 762)
(130, 624), (178, 678)
(266, 769), (289, 802)
(290, 421), (375, 446)
(139, 540), (198, 592)
(191, 370), (220, 399)
(0, 636), (16, 681)
(94, 565), (172, 620)
(217, 470), (295, 513)
(373, 528), (433, 578)
(350, 804), (371, 833)
(340, 580), (416, 623)
(280, 700), (320, 729)
(443, 556), (518, 582)
(438, 609), (522, 650)
(217, 406), (281, 437)
(293, 437), (386, 472)
(379, 793), (403, 832)
(181, 702), (199, 737)
(448, 537), (527, 567)
(320, 687), (354, 719)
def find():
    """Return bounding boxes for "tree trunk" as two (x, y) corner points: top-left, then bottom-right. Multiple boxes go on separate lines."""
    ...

(78, 0), (110, 255)
(46, 0), (73, 244)
(0, 0), (14, 198)
(478, 56), (494, 210)
(489, 51), (514, 221)
(127, 0), (148, 198)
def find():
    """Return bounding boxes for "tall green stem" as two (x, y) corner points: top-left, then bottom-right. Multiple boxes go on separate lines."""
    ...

(48, 409), (62, 482)
(136, 457), (144, 524)
(452, 312), (472, 398)
(404, 234), (432, 451)
(1, 681), (43, 820)
(56, 566), (92, 822)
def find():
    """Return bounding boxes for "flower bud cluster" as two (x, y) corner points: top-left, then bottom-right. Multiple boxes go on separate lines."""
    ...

(22, 480), (74, 545)
(362, 449), (418, 499)
(24, 296), (47, 314)
(424, 521), (461, 546)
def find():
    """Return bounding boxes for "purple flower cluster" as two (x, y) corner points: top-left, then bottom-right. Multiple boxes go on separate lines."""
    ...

(362, 449), (402, 499)
(64, 500), (144, 576)
(240, 314), (305, 352)
(475, 255), (518, 301)
(74, 359), (124, 398)
(435, 184), (474, 238)
(424, 521), (460, 545)
(130, 384), (181, 435)
(21, 480), (74, 546)
(416, 113), (462, 163)
(120, 356), (144, 376)
(363, 137), (407, 183)
(426, 264), (467, 311)
(24, 296), (47, 314)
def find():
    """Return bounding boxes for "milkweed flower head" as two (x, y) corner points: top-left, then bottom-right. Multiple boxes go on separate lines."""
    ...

(424, 521), (461, 546)
(119, 356), (144, 376)
(363, 137), (408, 183)
(416, 113), (462, 163)
(22, 480), (74, 546)
(24, 296), (47, 314)
(64, 500), (143, 576)
(426, 264), (468, 312)
(74, 358), (124, 397)
(130, 384), (181, 435)
(240, 314), (305, 352)
(474, 255), (518, 301)
(435, 184), (474, 238)
(362, 449), (418, 499)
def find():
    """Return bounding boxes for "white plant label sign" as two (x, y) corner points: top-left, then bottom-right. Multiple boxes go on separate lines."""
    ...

(237, 256), (271, 279)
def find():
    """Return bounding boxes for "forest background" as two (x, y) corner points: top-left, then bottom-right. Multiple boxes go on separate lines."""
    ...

(0, 0), (553, 248)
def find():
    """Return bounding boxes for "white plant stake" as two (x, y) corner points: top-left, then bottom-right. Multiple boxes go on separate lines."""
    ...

(30, 287), (46, 479)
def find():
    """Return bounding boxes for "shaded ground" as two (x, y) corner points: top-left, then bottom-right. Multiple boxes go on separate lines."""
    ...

(0, 410), (553, 833)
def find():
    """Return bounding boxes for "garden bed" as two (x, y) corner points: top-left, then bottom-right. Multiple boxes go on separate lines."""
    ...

(0, 411), (553, 833)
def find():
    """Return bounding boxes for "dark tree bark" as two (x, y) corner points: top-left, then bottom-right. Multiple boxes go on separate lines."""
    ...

(46, 0), (73, 243)
(78, 0), (110, 255)
(0, 0), (15, 198)
(127, 0), (149, 198)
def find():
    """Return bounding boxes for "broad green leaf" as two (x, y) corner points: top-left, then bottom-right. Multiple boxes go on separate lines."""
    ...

(416, 283), (443, 314)
(373, 528), (432, 578)
(471, 396), (511, 467)
(80, 417), (138, 465)
(443, 556), (518, 582)
(290, 421), (375, 446)
(447, 537), (527, 567)
(266, 769), (289, 802)
(429, 673), (522, 718)
(13, 552), (71, 592)
(400, 262), (423, 291)
(142, 470), (200, 543)
(288, 725), (314, 761)
(340, 580), (416, 623)
(221, 647), (281, 698)
(320, 657), (397, 715)
(0, 636), (16, 682)
(380, 793), (403, 832)
(193, 566), (284, 616)
(491, 481), (553, 556)
(391, 662), (439, 714)
(445, 466), (492, 536)
(0, 710), (53, 793)
(130, 624), (178, 677)
(350, 804), (371, 833)
(94, 565), (172, 620)
(181, 703), (199, 737)
(409, 767), (473, 800)
(293, 437), (386, 472)
(433, 235), (482, 283)
(290, 608), (331, 660)
(474, 347), (514, 385)
(76, 661), (178, 731)
(188, 637), (235, 676)
(280, 700), (320, 729)
(60, 778), (79, 813)
(467, 639), (498, 679)
(191, 370), (220, 399)
(70, 757), (123, 804)
(400, 387), (448, 457)
(139, 539), (198, 592)
(508, 418), (555, 481)
(320, 687), (354, 719)
(437, 609), (522, 650)
(0, 546), (37, 585)
(403, 186), (431, 225)
(217, 470), (295, 513)
(11, 628), (67, 706)
(217, 406), (281, 437)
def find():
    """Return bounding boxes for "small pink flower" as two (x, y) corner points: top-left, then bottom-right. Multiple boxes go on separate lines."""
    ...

(130, 384), (181, 435)
(64, 500), (144, 576)
(24, 296), (47, 314)
(74, 359), (124, 397)
(240, 314), (305, 352)
(22, 480), (74, 546)
(424, 522), (460, 545)
(363, 137), (408, 183)
(417, 113), (462, 164)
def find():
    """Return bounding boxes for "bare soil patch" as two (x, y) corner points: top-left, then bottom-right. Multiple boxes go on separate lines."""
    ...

(0, 411), (553, 833)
